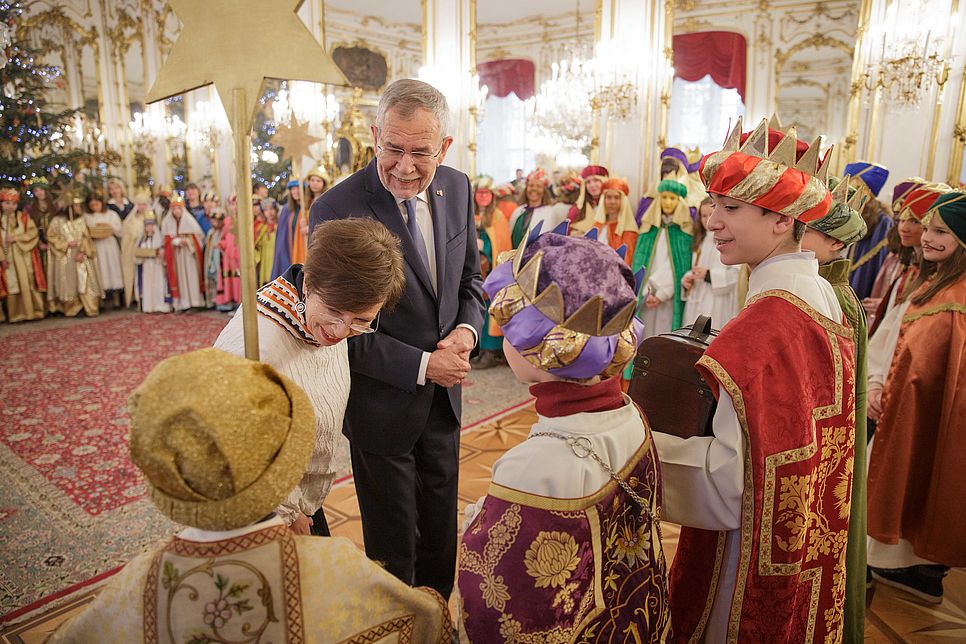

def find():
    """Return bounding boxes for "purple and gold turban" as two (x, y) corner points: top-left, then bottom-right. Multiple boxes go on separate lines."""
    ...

(892, 177), (926, 214)
(483, 225), (644, 380)
(699, 117), (833, 223)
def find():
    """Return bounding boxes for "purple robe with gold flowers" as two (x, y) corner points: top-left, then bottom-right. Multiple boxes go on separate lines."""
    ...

(458, 436), (670, 642)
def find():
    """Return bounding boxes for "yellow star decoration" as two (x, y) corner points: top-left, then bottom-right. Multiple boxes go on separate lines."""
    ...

(270, 117), (322, 164)
(146, 0), (347, 133)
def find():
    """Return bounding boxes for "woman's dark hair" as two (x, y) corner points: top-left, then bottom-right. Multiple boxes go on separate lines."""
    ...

(303, 218), (406, 312)
(518, 185), (552, 208)
(692, 197), (712, 253)
(184, 182), (201, 205)
(908, 245), (965, 306)
(85, 193), (104, 212)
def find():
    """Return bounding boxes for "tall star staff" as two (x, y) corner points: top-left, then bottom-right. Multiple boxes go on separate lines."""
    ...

(146, 0), (347, 359)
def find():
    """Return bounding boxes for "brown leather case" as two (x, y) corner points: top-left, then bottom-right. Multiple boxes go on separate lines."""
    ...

(627, 315), (718, 439)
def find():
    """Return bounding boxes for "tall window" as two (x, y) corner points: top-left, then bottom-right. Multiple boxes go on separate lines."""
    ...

(668, 31), (747, 156)
(477, 93), (535, 184)
(667, 76), (744, 156)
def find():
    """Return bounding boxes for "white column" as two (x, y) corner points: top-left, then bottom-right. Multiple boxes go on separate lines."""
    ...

(745, 13), (777, 121)
(595, 0), (672, 198)
(848, 0), (966, 196)
(139, 7), (171, 190)
(91, 0), (132, 187)
(420, 0), (477, 174)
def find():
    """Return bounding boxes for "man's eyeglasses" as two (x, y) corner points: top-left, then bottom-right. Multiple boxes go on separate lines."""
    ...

(376, 143), (443, 165)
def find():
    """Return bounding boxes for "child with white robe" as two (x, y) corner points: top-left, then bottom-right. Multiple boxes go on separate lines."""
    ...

(681, 197), (739, 328)
(135, 213), (170, 313)
(84, 193), (123, 309)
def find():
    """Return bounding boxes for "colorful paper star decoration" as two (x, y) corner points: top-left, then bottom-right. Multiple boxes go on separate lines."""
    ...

(146, 0), (347, 132)
(271, 117), (323, 164)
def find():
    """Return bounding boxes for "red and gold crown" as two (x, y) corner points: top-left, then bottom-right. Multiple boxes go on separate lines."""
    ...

(526, 168), (549, 186)
(558, 170), (582, 194)
(897, 182), (952, 222)
(580, 165), (609, 180)
(493, 183), (516, 199)
(1, 188), (21, 202)
(699, 116), (833, 222)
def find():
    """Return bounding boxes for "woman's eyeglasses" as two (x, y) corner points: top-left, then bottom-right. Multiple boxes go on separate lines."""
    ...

(318, 308), (380, 336)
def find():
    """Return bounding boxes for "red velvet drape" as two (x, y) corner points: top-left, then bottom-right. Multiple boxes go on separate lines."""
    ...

(478, 59), (536, 100)
(673, 31), (747, 102)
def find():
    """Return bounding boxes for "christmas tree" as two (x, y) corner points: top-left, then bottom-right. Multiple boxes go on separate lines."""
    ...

(252, 79), (292, 199)
(0, 0), (117, 194)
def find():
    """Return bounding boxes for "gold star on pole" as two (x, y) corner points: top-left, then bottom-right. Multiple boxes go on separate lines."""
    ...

(271, 117), (322, 165)
(145, 0), (347, 362)
(146, 0), (347, 132)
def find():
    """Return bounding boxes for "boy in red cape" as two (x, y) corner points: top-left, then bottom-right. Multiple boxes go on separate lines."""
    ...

(652, 118), (857, 643)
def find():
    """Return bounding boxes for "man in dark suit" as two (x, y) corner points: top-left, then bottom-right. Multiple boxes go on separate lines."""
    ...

(308, 79), (484, 598)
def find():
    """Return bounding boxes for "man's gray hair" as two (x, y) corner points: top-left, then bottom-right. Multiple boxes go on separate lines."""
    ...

(375, 78), (450, 137)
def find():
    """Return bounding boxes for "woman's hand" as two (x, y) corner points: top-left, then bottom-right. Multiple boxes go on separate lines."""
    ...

(691, 266), (709, 280)
(862, 297), (881, 316)
(868, 385), (883, 421)
(289, 513), (313, 536)
(681, 272), (695, 290)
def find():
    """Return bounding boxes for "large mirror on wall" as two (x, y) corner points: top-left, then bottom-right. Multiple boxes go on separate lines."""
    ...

(775, 40), (852, 144)
(122, 37), (146, 118)
(78, 43), (99, 121)
(306, 0), (421, 174)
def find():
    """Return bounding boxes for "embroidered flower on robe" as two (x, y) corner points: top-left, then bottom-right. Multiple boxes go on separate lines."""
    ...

(611, 522), (651, 568)
(834, 456), (853, 520)
(524, 531), (580, 589)
(204, 598), (233, 628)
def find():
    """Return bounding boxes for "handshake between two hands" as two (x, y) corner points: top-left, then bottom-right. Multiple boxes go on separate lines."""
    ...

(426, 327), (476, 388)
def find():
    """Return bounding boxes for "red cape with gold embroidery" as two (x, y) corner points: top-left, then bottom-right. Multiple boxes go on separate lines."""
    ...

(867, 276), (966, 565)
(670, 290), (856, 643)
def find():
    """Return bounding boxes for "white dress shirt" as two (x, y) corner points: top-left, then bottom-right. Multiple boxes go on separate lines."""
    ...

(396, 191), (478, 386)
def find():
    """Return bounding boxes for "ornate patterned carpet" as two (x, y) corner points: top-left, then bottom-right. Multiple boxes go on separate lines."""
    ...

(0, 310), (532, 623)
(3, 399), (965, 642)
(3, 313), (963, 642)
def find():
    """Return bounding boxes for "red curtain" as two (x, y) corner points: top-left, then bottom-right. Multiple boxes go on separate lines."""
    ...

(673, 31), (747, 102)
(478, 59), (536, 100)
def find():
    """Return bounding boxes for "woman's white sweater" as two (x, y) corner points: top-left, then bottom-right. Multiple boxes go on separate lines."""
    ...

(214, 306), (351, 523)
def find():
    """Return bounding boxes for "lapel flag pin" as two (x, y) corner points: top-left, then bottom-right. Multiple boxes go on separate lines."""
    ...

(436, 189), (444, 196)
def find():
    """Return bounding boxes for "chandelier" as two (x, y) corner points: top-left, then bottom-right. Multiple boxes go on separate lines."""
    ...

(590, 37), (640, 121)
(129, 105), (187, 157)
(863, 0), (952, 108)
(417, 66), (489, 121)
(525, 55), (596, 147)
(272, 81), (340, 132)
(187, 98), (230, 151)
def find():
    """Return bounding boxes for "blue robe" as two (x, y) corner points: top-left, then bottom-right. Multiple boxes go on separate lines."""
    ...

(848, 208), (893, 300)
(271, 202), (300, 280)
(189, 204), (211, 238)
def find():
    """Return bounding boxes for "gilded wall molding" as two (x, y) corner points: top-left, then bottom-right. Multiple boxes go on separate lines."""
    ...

(947, 64), (966, 185)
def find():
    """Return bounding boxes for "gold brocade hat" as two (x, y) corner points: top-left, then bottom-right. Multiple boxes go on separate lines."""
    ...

(128, 348), (315, 531)
(305, 164), (330, 184)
